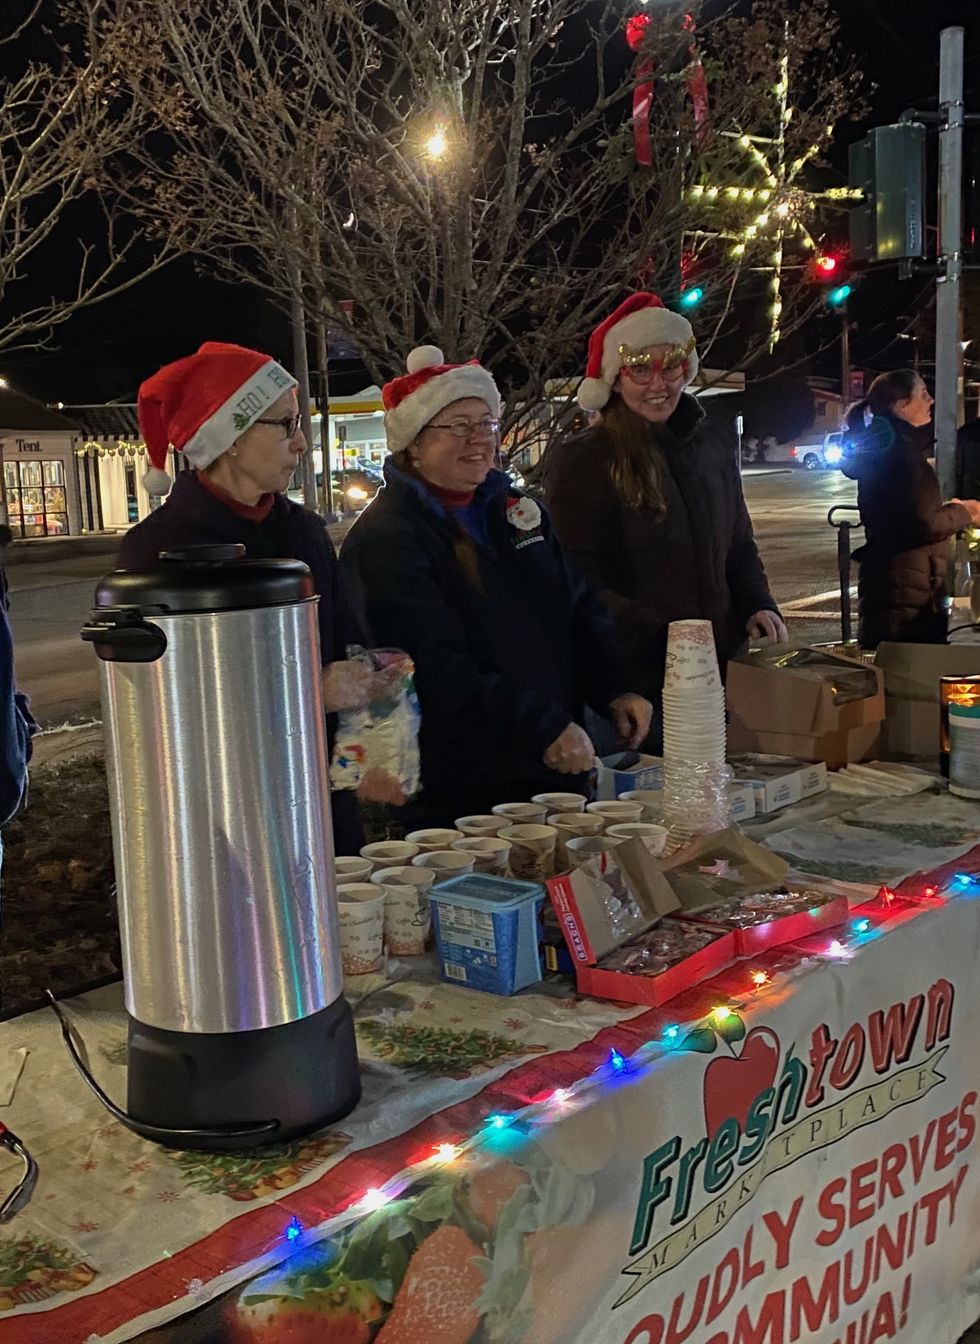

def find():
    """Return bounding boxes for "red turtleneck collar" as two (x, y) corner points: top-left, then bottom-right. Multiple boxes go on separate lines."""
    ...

(421, 479), (476, 509)
(196, 471), (276, 523)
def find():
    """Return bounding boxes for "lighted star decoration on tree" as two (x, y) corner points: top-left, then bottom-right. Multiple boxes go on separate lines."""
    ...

(685, 48), (860, 349)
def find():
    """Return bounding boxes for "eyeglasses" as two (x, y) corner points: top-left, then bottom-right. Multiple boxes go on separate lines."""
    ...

(621, 361), (688, 386)
(426, 417), (500, 440)
(0, 1123), (38, 1224)
(618, 337), (695, 386)
(254, 414), (302, 439)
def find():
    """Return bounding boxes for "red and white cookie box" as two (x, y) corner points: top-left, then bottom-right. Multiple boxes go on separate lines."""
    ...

(677, 891), (849, 957)
(545, 836), (737, 1007)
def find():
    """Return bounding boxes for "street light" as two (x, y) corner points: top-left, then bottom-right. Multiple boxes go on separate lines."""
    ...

(425, 128), (449, 161)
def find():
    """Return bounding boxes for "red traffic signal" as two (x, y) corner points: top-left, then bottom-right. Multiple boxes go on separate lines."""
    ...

(815, 255), (839, 276)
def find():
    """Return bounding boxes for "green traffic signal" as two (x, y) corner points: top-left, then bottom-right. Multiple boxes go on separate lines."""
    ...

(828, 284), (853, 308)
(679, 287), (704, 309)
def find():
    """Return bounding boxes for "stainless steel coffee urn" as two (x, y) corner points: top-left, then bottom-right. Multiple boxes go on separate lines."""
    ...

(81, 544), (359, 1149)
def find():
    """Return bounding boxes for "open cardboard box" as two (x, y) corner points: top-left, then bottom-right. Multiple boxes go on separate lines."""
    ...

(594, 751), (663, 800)
(728, 754), (828, 814)
(727, 647), (885, 769)
(662, 828), (848, 955)
(875, 643), (980, 759)
(546, 836), (736, 1006)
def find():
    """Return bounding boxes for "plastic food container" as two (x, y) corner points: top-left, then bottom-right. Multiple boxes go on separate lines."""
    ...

(429, 873), (545, 995)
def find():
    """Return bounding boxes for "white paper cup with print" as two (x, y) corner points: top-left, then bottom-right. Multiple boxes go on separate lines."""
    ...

(336, 883), (387, 975)
(499, 824), (558, 881)
(549, 812), (606, 869)
(606, 822), (669, 858)
(454, 814), (512, 837)
(531, 791), (589, 816)
(620, 789), (664, 822)
(565, 834), (626, 872)
(360, 840), (421, 872)
(371, 866), (435, 957)
(334, 855), (374, 883)
(413, 850), (475, 878)
(586, 800), (645, 824)
(406, 828), (464, 853)
(452, 836), (513, 874)
(492, 801), (549, 825)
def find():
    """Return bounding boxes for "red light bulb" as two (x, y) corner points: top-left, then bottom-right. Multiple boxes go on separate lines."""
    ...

(816, 255), (838, 275)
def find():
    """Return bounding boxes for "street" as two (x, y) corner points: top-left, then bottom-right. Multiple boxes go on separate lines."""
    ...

(8, 468), (857, 725)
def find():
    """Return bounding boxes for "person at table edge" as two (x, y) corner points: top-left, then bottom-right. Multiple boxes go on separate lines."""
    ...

(542, 292), (788, 750)
(119, 340), (376, 853)
(340, 344), (652, 826)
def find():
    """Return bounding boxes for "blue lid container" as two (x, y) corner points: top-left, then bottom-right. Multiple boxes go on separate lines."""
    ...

(429, 873), (544, 995)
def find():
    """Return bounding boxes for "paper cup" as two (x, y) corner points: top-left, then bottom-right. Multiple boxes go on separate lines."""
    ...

(406, 828), (463, 853)
(492, 801), (549, 825)
(565, 834), (625, 875)
(587, 800), (644, 824)
(499, 824), (558, 881)
(620, 790), (663, 822)
(334, 855), (374, 882)
(549, 812), (606, 869)
(371, 866), (434, 957)
(606, 822), (669, 857)
(454, 814), (512, 837)
(413, 850), (475, 877)
(336, 883), (386, 975)
(452, 836), (512, 874)
(531, 791), (589, 816)
(360, 840), (421, 872)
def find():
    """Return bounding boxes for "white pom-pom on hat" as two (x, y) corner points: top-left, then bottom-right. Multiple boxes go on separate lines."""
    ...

(576, 376), (613, 412)
(143, 467), (173, 497)
(406, 345), (445, 374)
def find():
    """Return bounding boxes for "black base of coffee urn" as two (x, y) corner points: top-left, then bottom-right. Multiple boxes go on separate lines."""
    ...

(126, 997), (360, 1151)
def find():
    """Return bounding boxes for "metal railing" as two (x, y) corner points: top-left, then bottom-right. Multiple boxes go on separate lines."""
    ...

(827, 505), (863, 643)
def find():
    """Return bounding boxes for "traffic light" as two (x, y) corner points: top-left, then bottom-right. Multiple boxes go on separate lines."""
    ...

(827, 284), (853, 310)
(815, 255), (839, 278)
(848, 124), (926, 264)
(678, 286), (704, 310)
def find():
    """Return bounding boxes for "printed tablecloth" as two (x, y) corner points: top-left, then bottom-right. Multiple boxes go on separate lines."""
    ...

(1, 793), (978, 1344)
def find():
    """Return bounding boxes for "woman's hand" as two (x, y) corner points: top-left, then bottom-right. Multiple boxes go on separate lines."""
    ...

(608, 694), (653, 750)
(745, 609), (789, 643)
(543, 723), (596, 775)
(950, 497), (980, 526)
(322, 659), (375, 712)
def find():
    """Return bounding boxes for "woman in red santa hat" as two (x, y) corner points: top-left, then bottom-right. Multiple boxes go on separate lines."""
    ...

(340, 346), (652, 826)
(543, 293), (788, 751)
(120, 341), (373, 852)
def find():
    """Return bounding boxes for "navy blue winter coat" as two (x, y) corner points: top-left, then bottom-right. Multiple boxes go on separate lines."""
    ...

(340, 462), (631, 799)
(1, 580), (36, 831)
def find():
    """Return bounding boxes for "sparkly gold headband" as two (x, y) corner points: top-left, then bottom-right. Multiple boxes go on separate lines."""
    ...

(618, 335), (696, 371)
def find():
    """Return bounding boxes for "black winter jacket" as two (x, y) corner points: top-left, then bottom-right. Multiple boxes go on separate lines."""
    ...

(119, 472), (362, 664)
(841, 415), (970, 647)
(542, 395), (778, 701)
(340, 462), (631, 798)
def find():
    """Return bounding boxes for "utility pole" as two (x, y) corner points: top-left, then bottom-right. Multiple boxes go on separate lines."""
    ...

(314, 316), (335, 518)
(934, 26), (965, 500)
(290, 292), (318, 513)
(840, 313), (852, 405)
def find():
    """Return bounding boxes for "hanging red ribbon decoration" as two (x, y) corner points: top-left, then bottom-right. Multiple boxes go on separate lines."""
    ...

(624, 11), (711, 167)
(625, 14), (655, 168)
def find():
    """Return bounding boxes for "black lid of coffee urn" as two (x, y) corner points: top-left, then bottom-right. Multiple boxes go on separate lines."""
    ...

(94, 544), (315, 615)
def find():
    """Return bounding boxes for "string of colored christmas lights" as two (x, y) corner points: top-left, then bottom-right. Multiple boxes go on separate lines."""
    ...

(267, 866), (980, 1257)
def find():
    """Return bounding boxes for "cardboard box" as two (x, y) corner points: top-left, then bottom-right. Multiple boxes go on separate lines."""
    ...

(595, 752), (663, 800)
(660, 828), (791, 911)
(727, 648), (885, 769)
(545, 836), (736, 1006)
(727, 781), (757, 823)
(876, 643), (980, 759)
(728, 754), (829, 814)
(679, 891), (849, 957)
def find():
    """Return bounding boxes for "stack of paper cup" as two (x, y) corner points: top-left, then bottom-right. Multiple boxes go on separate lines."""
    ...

(661, 619), (731, 842)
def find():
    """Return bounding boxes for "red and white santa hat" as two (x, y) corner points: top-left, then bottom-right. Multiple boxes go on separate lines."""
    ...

(137, 341), (298, 495)
(382, 345), (501, 453)
(577, 293), (699, 411)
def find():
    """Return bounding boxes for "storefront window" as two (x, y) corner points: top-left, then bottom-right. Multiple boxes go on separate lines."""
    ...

(3, 458), (69, 537)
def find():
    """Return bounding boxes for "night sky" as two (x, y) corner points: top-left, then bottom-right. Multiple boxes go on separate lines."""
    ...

(0, 0), (978, 404)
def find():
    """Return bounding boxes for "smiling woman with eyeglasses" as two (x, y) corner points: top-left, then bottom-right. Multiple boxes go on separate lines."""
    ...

(340, 344), (651, 825)
(118, 341), (375, 852)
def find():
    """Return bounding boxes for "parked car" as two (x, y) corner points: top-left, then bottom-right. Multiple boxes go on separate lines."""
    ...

(789, 431), (844, 471)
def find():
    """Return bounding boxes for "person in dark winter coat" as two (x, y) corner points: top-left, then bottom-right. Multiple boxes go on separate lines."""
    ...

(957, 417), (980, 502)
(543, 293), (786, 743)
(0, 541), (38, 870)
(340, 346), (651, 826)
(841, 369), (980, 648)
(120, 341), (377, 853)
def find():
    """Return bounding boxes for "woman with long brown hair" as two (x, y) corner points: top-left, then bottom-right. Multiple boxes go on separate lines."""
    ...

(543, 293), (786, 749)
(340, 345), (651, 825)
